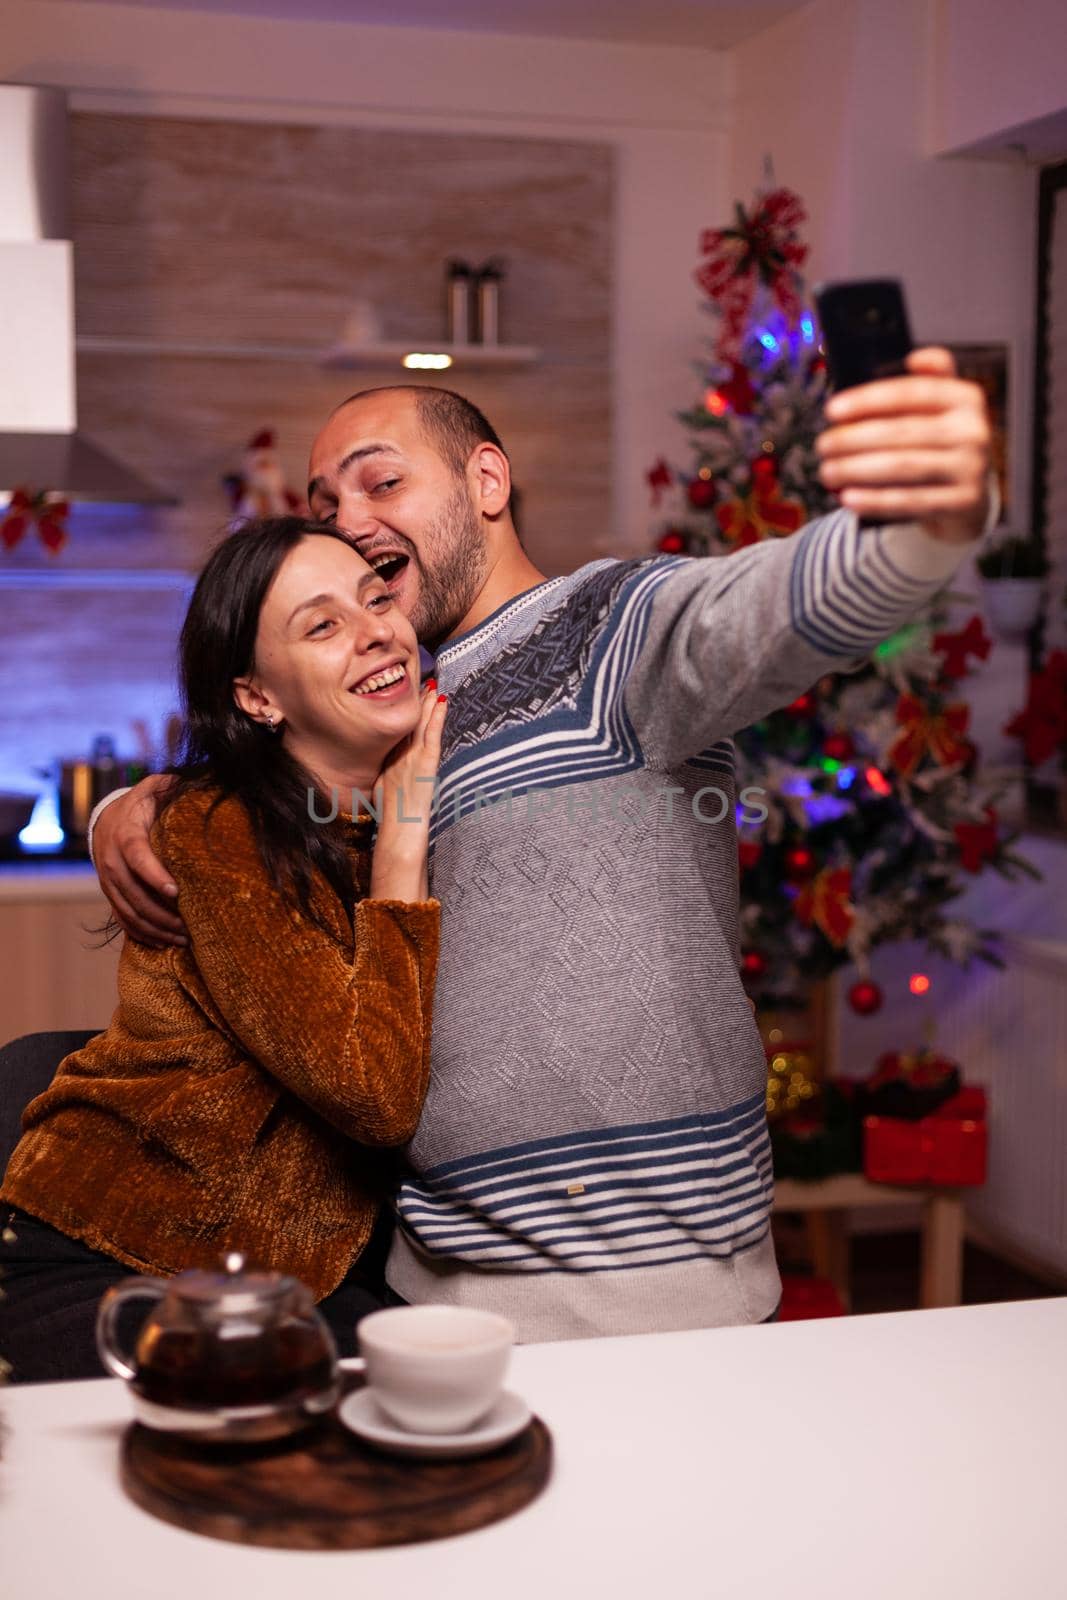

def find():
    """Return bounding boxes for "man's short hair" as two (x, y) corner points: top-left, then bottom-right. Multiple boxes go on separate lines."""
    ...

(336, 385), (508, 477)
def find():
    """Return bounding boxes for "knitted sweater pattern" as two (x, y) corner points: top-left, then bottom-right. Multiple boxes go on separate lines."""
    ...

(1, 790), (440, 1299)
(386, 510), (971, 1339)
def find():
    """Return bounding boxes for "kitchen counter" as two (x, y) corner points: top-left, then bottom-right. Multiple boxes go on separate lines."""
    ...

(0, 857), (98, 902)
(2, 1297), (1064, 1600)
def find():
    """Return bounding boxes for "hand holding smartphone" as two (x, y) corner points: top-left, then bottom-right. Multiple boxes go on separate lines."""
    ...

(813, 279), (913, 391)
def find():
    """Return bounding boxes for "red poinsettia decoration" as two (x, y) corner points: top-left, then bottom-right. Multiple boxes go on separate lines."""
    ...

(933, 614), (992, 681)
(718, 362), (757, 416)
(954, 807), (999, 873)
(1, 487), (70, 554)
(1003, 651), (1067, 766)
(694, 188), (809, 363)
(646, 458), (672, 507)
(795, 865), (854, 946)
(889, 693), (970, 777)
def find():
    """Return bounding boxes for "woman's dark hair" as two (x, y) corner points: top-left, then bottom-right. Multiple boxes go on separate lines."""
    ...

(165, 516), (368, 931)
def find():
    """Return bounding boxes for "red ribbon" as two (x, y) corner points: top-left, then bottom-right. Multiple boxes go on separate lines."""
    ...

(716, 486), (805, 547)
(889, 693), (970, 777)
(1, 487), (70, 554)
(796, 866), (855, 946)
(695, 188), (809, 364)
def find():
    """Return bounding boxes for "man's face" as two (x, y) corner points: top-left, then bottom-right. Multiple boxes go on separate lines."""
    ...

(307, 391), (488, 648)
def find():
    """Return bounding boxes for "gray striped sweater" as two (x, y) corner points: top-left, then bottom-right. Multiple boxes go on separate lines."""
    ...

(386, 511), (974, 1340)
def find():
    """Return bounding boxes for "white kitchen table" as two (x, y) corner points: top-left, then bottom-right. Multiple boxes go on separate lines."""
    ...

(2, 1297), (1063, 1600)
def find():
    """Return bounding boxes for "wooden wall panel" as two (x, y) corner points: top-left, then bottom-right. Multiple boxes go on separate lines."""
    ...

(0, 113), (613, 791)
(70, 112), (614, 578)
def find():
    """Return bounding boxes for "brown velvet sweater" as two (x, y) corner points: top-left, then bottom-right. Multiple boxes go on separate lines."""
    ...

(0, 788), (439, 1299)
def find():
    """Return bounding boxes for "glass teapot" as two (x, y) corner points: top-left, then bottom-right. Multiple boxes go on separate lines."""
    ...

(95, 1252), (340, 1442)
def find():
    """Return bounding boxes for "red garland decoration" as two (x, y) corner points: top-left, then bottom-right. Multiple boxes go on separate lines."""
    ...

(1, 486), (70, 554)
(694, 188), (809, 363)
(1003, 651), (1067, 766)
(932, 614), (992, 681)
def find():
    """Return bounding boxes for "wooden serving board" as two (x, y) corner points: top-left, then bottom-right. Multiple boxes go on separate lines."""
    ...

(119, 1382), (552, 1551)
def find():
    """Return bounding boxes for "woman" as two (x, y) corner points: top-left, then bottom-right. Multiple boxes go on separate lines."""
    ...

(0, 516), (445, 1382)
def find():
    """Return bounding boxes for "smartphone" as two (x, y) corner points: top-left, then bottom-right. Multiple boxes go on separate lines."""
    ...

(813, 279), (913, 391)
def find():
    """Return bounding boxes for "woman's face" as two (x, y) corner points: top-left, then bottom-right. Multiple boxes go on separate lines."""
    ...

(236, 535), (422, 774)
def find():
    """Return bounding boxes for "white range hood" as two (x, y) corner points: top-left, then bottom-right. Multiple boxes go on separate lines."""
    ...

(0, 83), (174, 504)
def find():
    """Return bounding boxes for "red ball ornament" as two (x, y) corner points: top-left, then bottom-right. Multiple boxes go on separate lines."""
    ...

(786, 692), (816, 718)
(750, 455), (778, 490)
(822, 731), (855, 761)
(741, 949), (768, 981)
(848, 979), (884, 1016)
(784, 845), (815, 881)
(687, 476), (717, 510)
(657, 528), (688, 555)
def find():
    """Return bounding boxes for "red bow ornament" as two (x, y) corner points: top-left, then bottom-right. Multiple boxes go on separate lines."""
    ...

(889, 693), (971, 777)
(795, 866), (855, 946)
(1, 487), (70, 554)
(716, 483), (805, 547)
(933, 614), (992, 681)
(695, 188), (809, 364)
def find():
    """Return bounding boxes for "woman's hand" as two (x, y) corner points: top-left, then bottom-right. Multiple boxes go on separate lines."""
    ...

(369, 683), (447, 902)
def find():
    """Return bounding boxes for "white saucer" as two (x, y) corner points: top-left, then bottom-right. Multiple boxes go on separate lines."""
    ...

(338, 1388), (532, 1460)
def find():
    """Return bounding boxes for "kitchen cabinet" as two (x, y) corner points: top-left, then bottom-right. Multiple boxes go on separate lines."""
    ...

(0, 866), (119, 1042)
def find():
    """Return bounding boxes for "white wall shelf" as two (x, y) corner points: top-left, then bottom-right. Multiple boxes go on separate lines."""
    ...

(77, 336), (540, 372)
(322, 342), (539, 371)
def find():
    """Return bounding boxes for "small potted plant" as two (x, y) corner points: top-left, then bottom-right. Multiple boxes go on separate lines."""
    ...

(976, 535), (1048, 640)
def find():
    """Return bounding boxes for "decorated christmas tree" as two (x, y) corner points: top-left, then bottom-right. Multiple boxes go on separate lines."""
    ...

(649, 187), (1036, 1022)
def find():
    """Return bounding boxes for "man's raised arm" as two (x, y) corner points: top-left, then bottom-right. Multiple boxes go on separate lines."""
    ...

(625, 348), (994, 766)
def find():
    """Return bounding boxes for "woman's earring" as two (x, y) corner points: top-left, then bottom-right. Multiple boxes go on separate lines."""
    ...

(266, 713), (275, 731)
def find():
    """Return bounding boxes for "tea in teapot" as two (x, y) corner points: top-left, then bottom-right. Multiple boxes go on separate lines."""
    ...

(96, 1252), (339, 1442)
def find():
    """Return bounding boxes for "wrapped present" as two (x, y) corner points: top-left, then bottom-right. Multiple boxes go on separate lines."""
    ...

(860, 1048), (961, 1121)
(863, 1086), (987, 1187)
(778, 1275), (847, 1321)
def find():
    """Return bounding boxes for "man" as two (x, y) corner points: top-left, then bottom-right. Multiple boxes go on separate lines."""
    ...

(94, 354), (992, 1339)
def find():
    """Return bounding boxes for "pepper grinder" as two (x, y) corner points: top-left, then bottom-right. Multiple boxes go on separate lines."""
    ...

(474, 259), (505, 346)
(446, 259), (473, 346)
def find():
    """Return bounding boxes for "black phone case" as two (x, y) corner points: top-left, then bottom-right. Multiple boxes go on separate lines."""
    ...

(814, 279), (914, 391)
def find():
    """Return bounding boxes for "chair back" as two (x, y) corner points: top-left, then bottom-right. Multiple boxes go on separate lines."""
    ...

(0, 1031), (99, 1176)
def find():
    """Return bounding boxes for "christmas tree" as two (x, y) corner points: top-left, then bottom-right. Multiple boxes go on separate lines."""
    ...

(649, 187), (1036, 1020)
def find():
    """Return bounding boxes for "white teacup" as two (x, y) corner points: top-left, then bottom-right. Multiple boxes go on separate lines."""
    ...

(355, 1305), (514, 1435)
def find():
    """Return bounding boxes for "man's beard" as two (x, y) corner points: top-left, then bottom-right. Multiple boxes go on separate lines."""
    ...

(410, 482), (489, 649)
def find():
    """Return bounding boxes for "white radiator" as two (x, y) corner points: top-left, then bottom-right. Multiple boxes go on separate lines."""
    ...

(938, 932), (1067, 1275)
(834, 835), (1067, 1275)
